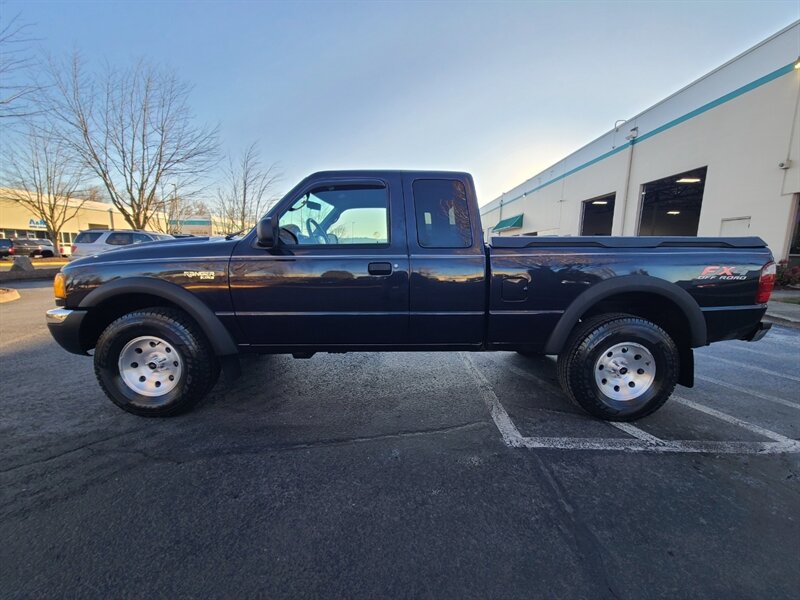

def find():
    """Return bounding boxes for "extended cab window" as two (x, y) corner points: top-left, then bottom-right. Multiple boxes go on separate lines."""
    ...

(413, 179), (472, 248)
(279, 184), (389, 245)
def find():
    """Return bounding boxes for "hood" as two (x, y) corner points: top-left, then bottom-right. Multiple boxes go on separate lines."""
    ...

(68, 236), (240, 267)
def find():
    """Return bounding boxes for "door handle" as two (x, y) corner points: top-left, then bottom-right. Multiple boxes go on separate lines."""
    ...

(368, 262), (393, 275)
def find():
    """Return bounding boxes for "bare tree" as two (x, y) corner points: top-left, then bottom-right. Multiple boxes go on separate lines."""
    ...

(0, 14), (39, 119)
(151, 182), (202, 234)
(215, 142), (281, 234)
(45, 53), (219, 230)
(75, 185), (107, 203)
(1, 124), (87, 254)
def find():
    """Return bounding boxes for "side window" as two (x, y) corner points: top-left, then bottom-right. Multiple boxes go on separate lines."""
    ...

(74, 231), (103, 244)
(413, 179), (472, 248)
(105, 232), (133, 246)
(279, 184), (389, 245)
(133, 233), (152, 244)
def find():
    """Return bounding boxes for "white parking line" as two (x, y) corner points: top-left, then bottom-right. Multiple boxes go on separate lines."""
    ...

(721, 344), (790, 359)
(672, 395), (794, 443)
(698, 355), (800, 382)
(459, 352), (523, 447)
(460, 353), (800, 455)
(609, 422), (665, 445)
(483, 354), (662, 443)
(696, 375), (800, 410)
(514, 436), (799, 454)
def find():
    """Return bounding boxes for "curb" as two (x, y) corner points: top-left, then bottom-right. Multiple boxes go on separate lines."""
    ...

(763, 315), (800, 330)
(0, 268), (60, 283)
(0, 288), (21, 303)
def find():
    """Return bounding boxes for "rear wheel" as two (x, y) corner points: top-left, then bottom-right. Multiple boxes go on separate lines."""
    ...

(94, 308), (219, 416)
(557, 313), (679, 421)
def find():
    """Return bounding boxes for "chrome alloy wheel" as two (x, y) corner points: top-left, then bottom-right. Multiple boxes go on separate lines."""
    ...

(118, 336), (183, 397)
(594, 342), (656, 401)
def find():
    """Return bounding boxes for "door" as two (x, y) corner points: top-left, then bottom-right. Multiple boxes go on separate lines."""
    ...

(403, 174), (487, 346)
(229, 174), (410, 348)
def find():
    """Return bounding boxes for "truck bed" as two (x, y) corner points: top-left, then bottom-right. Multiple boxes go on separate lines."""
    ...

(490, 236), (768, 249)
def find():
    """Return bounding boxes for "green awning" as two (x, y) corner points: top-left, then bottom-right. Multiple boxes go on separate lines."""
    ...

(492, 214), (523, 232)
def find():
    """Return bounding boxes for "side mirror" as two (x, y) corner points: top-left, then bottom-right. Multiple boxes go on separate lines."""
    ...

(257, 215), (278, 248)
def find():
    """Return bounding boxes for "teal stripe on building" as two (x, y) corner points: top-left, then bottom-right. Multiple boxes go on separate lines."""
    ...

(482, 61), (797, 216)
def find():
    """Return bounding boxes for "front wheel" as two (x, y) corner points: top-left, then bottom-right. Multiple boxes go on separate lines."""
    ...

(557, 313), (679, 421)
(94, 308), (219, 416)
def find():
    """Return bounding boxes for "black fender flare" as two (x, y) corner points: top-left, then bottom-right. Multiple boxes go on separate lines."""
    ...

(543, 275), (707, 354)
(78, 277), (238, 357)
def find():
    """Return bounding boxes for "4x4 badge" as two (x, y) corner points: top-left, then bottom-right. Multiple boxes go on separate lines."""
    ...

(183, 271), (215, 280)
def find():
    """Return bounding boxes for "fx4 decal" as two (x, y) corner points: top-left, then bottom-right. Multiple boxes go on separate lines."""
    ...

(697, 266), (747, 281)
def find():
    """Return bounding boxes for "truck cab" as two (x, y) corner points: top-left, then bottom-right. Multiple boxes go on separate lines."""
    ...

(230, 171), (486, 350)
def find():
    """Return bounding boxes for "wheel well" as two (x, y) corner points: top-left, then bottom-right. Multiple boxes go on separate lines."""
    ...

(581, 292), (691, 347)
(580, 292), (696, 387)
(79, 293), (184, 352)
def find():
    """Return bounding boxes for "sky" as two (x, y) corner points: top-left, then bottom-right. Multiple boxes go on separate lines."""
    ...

(2, 0), (799, 206)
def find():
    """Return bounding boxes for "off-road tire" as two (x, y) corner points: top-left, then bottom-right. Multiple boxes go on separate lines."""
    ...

(94, 307), (219, 417)
(557, 313), (679, 421)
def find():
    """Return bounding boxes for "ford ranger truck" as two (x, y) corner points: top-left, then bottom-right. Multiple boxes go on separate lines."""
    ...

(45, 171), (775, 421)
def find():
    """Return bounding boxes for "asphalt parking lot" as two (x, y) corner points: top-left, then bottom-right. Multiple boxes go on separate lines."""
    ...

(2, 280), (799, 599)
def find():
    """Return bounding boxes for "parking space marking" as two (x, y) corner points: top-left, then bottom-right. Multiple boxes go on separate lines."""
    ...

(460, 353), (800, 455)
(699, 355), (800, 382)
(608, 422), (665, 445)
(482, 354), (662, 443)
(672, 395), (794, 443)
(725, 343), (792, 359)
(459, 352), (523, 446)
(696, 375), (800, 410)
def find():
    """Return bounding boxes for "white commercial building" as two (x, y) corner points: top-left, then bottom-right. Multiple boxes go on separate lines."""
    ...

(481, 22), (800, 265)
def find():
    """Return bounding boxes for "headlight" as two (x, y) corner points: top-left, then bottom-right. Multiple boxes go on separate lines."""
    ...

(53, 272), (67, 299)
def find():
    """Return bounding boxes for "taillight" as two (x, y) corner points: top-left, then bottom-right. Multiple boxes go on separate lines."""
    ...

(756, 261), (776, 304)
(8, 247), (14, 255)
(71, 244), (77, 253)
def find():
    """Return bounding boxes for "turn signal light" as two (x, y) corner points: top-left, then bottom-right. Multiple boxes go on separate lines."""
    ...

(53, 272), (67, 299)
(755, 261), (776, 304)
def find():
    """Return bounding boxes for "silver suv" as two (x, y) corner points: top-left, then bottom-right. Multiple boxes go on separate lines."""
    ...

(70, 230), (173, 260)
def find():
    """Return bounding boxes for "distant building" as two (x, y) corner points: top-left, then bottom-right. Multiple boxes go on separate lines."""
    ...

(0, 190), (228, 248)
(0, 190), (133, 249)
(481, 21), (800, 265)
(167, 215), (227, 236)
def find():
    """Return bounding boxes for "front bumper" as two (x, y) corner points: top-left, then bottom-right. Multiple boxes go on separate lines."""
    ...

(742, 321), (772, 343)
(46, 308), (88, 355)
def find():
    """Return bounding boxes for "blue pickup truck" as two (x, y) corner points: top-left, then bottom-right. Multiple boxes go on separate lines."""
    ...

(46, 170), (776, 421)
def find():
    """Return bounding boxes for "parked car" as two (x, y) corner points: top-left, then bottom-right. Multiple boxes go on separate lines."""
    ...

(3, 238), (59, 258)
(70, 229), (173, 260)
(46, 170), (775, 420)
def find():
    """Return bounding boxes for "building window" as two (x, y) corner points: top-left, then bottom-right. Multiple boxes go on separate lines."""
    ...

(638, 167), (707, 236)
(581, 193), (615, 235)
